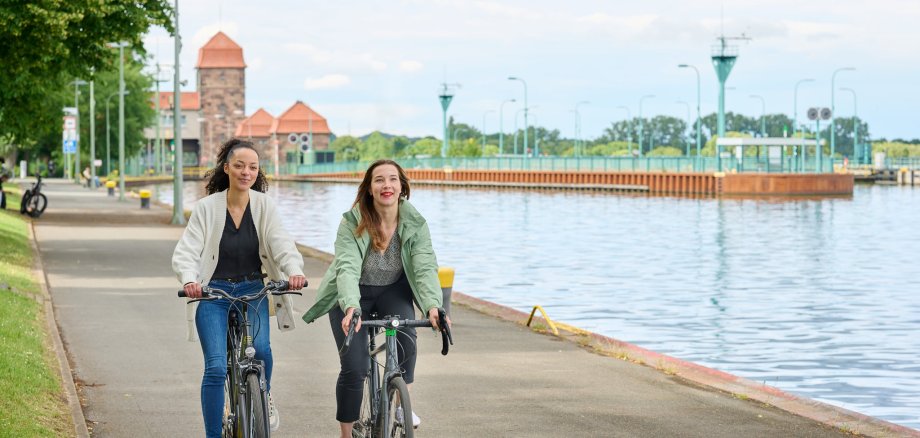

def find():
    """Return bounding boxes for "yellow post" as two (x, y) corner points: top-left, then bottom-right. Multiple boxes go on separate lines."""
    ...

(438, 266), (455, 316)
(139, 189), (151, 209)
(105, 180), (116, 197)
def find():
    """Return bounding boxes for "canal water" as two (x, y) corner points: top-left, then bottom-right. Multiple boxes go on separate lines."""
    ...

(152, 181), (920, 430)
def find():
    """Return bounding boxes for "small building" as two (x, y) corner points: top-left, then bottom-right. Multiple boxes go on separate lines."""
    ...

(269, 101), (333, 165)
(143, 91), (201, 167)
(234, 108), (274, 161)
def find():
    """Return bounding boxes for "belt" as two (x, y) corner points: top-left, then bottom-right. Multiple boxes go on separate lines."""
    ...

(213, 272), (266, 283)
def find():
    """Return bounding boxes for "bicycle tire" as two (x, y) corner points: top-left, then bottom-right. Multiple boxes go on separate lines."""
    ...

(379, 377), (413, 438)
(245, 372), (269, 438)
(353, 371), (377, 438)
(28, 193), (47, 218)
(19, 189), (31, 215)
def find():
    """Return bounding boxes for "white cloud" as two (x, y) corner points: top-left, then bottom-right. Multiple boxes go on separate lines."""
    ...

(304, 74), (351, 90)
(399, 61), (424, 73)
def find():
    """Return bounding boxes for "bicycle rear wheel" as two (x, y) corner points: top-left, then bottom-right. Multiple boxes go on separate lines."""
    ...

(379, 377), (413, 438)
(19, 190), (31, 215)
(245, 372), (269, 438)
(353, 371), (377, 438)
(28, 193), (47, 218)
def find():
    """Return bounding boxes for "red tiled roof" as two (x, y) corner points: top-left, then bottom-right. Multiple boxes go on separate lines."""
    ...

(270, 101), (331, 135)
(152, 92), (200, 110)
(235, 108), (274, 137)
(196, 31), (246, 69)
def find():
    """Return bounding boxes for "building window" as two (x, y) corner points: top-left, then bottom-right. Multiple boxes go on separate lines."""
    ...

(162, 114), (187, 126)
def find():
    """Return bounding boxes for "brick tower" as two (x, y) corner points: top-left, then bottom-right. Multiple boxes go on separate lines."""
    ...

(196, 31), (246, 167)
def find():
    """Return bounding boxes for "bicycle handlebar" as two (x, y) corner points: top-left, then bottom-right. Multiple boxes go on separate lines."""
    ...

(177, 280), (302, 301)
(342, 308), (453, 356)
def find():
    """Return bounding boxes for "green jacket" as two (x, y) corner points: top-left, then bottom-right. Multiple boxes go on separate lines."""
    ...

(301, 199), (443, 324)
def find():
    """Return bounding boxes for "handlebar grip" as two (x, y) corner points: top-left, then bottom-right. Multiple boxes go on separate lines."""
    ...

(177, 290), (186, 298)
(341, 309), (362, 352)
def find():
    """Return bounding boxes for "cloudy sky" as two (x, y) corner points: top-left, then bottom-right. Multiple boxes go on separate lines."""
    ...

(143, 0), (920, 140)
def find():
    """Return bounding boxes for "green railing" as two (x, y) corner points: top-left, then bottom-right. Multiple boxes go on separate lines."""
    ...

(275, 156), (849, 176)
(886, 157), (920, 169)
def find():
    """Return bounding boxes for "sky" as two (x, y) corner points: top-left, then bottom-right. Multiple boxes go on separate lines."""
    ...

(143, 0), (920, 141)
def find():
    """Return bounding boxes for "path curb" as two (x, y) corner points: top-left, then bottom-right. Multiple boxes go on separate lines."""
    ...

(28, 222), (90, 438)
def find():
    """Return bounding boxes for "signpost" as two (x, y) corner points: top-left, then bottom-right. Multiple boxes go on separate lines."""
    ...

(62, 108), (78, 179)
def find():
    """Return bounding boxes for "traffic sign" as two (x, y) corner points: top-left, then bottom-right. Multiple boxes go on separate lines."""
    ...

(63, 140), (77, 154)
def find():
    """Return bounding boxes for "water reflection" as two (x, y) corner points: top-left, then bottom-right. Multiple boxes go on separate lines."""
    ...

(152, 181), (920, 430)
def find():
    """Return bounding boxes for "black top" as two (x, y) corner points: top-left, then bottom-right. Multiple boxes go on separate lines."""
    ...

(212, 203), (262, 280)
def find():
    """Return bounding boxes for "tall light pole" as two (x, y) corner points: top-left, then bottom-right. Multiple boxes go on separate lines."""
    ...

(839, 87), (859, 164)
(749, 95), (765, 137)
(104, 91), (128, 176)
(499, 98), (515, 155)
(508, 76), (528, 156)
(106, 42), (129, 200)
(793, 78), (815, 140)
(89, 74), (96, 185)
(676, 100), (691, 156)
(830, 67), (855, 163)
(481, 110), (494, 156)
(71, 79), (88, 183)
(615, 105), (632, 157)
(171, 0), (185, 225)
(638, 95), (654, 157)
(678, 64), (702, 158)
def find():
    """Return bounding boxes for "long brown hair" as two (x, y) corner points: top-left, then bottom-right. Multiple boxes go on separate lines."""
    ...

(204, 138), (268, 195)
(354, 160), (410, 251)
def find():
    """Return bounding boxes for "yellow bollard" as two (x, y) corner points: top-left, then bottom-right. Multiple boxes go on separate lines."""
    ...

(139, 190), (151, 209)
(105, 180), (116, 197)
(438, 266), (455, 316)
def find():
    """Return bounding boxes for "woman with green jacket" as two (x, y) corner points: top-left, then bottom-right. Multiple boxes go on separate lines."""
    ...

(302, 159), (448, 438)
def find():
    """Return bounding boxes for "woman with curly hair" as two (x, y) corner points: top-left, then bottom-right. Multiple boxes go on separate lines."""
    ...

(172, 138), (306, 436)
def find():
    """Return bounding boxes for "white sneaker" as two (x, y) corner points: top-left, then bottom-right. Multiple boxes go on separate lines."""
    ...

(395, 407), (421, 429)
(268, 392), (279, 431)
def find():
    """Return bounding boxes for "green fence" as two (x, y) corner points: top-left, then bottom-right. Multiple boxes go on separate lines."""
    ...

(276, 155), (851, 176)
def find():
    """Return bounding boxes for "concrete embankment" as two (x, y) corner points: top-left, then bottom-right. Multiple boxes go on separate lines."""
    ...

(31, 180), (914, 437)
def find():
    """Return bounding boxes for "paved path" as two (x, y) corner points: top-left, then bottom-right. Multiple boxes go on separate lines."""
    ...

(33, 179), (857, 437)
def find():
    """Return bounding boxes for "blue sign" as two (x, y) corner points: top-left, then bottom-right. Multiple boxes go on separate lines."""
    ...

(63, 140), (77, 154)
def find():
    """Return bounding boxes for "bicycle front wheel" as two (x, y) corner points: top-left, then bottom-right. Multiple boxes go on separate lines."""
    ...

(379, 377), (413, 438)
(19, 190), (31, 215)
(245, 372), (269, 438)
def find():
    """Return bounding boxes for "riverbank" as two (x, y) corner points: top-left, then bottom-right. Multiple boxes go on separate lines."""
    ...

(0, 183), (73, 436)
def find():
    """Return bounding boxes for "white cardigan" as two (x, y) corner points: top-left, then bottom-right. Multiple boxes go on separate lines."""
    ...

(172, 189), (305, 341)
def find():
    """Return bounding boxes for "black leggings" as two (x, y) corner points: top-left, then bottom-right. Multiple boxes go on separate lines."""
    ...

(328, 274), (418, 423)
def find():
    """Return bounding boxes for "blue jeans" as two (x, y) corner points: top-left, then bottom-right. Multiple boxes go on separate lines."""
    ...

(195, 279), (273, 438)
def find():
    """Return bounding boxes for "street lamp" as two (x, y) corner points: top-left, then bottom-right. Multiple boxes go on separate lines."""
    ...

(638, 95), (655, 157)
(839, 87), (860, 165)
(831, 67), (855, 163)
(574, 101), (589, 157)
(678, 64), (702, 159)
(481, 110), (494, 156)
(499, 98), (515, 155)
(104, 90), (129, 176)
(676, 101), (691, 156)
(70, 79), (88, 183)
(615, 105), (632, 156)
(508, 76), (529, 156)
(793, 78), (815, 140)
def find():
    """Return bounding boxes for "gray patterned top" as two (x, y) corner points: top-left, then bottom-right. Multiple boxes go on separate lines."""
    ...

(359, 230), (403, 286)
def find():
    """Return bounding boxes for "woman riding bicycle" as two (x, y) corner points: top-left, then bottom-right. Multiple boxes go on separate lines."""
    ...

(172, 138), (306, 437)
(302, 159), (451, 438)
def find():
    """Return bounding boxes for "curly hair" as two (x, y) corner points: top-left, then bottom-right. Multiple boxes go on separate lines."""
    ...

(204, 138), (269, 195)
(353, 159), (410, 251)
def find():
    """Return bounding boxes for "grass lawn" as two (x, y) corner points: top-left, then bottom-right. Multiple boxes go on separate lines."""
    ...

(0, 184), (72, 437)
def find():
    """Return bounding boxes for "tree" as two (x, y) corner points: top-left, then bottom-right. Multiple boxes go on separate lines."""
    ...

(0, 0), (173, 144)
(360, 132), (393, 161)
(401, 137), (441, 158)
(330, 135), (362, 162)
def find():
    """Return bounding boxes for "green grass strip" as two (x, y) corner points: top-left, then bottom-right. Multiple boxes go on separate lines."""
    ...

(0, 185), (72, 437)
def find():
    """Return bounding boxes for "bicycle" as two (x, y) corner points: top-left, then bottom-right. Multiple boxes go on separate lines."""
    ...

(179, 279), (303, 438)
(343, 308), (453, 438)
(19, 175), (47, 218)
